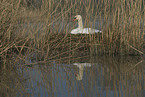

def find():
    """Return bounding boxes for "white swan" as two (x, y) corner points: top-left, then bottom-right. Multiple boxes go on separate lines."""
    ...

(70, 15), (102, 34)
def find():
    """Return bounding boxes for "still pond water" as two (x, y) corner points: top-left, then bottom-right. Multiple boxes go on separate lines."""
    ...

(1, 55), (144, 97)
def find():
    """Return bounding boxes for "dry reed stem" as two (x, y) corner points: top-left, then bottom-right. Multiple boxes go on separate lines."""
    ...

(0, 40), (22, 55)
(126, 43), (144, 55)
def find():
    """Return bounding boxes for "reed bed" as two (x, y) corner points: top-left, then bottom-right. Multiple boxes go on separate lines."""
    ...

(0, 0), (144, 64)
(0, 0), (144, 95)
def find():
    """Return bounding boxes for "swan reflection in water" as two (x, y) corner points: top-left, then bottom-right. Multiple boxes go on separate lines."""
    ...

(73, 63), (91, 80)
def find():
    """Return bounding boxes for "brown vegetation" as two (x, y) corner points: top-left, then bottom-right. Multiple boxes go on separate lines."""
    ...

(0, 0), (144, 64)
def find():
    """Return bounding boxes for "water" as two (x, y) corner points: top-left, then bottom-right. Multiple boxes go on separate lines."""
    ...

(0, 55), (144, 97)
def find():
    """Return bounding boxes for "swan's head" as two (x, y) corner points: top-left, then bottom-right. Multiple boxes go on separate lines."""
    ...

(74, 15), (82, 21)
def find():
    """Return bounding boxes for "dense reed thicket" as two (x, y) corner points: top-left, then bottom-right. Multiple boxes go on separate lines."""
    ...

(0, 0), (144, 64)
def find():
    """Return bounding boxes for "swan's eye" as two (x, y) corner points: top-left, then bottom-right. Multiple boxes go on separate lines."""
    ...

(74, 17), (77, 19)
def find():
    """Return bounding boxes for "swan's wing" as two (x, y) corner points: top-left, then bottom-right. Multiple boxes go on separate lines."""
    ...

(89, 28), (102, 33)
(82, 28), (90, 34)
(94, 29), (102, 33)
(71, 28), (101, 34)
(83, 28), (101, 34)
(82, 28), (95, 34)
(70, 29), (77, 34)
(70, 28), (81, 34)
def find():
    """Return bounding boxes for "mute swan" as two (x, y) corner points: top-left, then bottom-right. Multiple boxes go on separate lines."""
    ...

(70, 15), (102, 34)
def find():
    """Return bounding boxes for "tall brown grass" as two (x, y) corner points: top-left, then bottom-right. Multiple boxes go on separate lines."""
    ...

(0, 0), (144, 65)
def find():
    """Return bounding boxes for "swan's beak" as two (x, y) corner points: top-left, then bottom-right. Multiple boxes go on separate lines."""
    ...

(74, 73), (78, 76)
(74, 19), (77, 21)
(74, 17), (77, 21)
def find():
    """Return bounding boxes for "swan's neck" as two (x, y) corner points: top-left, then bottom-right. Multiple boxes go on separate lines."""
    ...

(78, 19), (83, 29)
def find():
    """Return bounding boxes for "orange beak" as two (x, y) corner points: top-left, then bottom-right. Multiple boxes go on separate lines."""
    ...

(74, 18), (77, 21)
(74, 73), (78, 76)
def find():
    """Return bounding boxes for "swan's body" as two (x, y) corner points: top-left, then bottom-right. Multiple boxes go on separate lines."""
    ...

(71, 28), (101, 34)
(71, 15), (102, 34)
